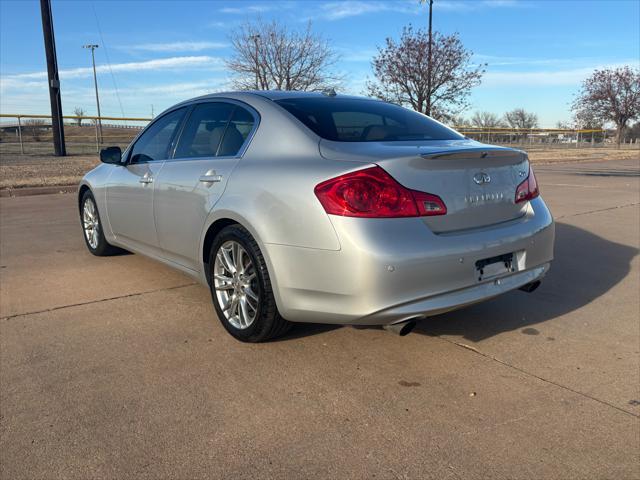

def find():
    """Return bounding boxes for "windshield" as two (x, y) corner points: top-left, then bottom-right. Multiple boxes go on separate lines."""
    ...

(274, 97), (464, 142)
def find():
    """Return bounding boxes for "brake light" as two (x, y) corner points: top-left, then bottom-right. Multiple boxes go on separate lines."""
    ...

(515, 165), (540, 204)
(314, 166), (447, 218)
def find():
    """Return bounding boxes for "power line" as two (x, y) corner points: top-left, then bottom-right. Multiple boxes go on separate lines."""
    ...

(91, 2), (126, 121)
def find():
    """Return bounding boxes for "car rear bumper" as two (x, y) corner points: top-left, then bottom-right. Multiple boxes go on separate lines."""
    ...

(264, 197), (554, 325)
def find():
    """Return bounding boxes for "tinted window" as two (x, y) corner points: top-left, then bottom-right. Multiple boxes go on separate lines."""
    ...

(275, 98), (463, 142)
(218, 106), (255, 156)
(129, 108), (186, 163)
(174, 103), (235, 159)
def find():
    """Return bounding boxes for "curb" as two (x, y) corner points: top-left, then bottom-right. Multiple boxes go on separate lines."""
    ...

(0, 185), (77, 198)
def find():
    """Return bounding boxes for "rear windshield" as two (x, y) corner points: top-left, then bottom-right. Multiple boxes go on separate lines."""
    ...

(274, 97), (464, 142)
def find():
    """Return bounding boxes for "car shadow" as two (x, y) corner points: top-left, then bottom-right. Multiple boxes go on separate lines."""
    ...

(274, 322), (341, 342)
(413, 221), (637, 341)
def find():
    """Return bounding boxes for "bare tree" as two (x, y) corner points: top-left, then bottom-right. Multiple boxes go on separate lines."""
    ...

(366, 26), (485, 121)
(24, 119), (46, 142)
(448, 114), (468, 127)
(504, 108), (538, 129)
(625, 121), (640, 142)
(572, 66), (640, 146)
(226, 20), (340, 91)
(471, 111), (504, 129)
(73, 107), (85, 126)
(555, 121), (572, 130)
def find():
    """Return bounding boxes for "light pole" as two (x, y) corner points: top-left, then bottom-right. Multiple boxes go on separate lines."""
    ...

(426, 0), (434, 116)
(83, 44), (102, 143)
(249, 34), (261, 89)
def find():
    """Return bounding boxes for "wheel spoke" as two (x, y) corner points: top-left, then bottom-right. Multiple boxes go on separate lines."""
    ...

(239, 296), (251, 324)
(231, 297), (240, 320)
(222, 295), (236, 312)
(244, 286), (258, 302)
(221, 247), (236, 273)
(214, 273), (232, 281)
(232, 242), (243, 273)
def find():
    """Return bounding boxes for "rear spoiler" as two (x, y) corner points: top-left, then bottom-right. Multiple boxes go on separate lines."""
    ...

(419, 148), (527, 167)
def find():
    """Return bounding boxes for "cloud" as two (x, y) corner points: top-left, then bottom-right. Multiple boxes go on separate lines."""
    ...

(2, 56), (224, 85)
(473, 54), (622, 67)
(435, 0), (531, 11)
(126, 42), (228, 52)
(317, 0), (528, 19)
(219, 2), (293, 14)
(319, 1), (416, 20)
(208, 20), (233, 28)
(336, 47), (378, 62)
(482, 62), (635, 87)
(0, 78), (234, 117)
(122, 79), (231, 96)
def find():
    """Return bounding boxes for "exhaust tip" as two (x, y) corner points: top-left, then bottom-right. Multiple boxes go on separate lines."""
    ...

(383, 319), (417, 336)
(519, 280), (541, 293)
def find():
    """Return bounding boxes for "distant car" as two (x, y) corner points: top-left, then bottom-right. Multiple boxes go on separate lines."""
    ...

(78, 91), (554, 342)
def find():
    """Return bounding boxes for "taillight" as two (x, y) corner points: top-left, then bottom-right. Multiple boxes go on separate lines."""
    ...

(314, 166), (447, 218)
(515, 165), (540, 204)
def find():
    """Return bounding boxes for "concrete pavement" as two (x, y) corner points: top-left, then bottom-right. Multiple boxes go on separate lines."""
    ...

(1, 158), (639, 479)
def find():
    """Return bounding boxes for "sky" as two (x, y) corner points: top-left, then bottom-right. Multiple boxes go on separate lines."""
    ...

(1, 0), (639, 127)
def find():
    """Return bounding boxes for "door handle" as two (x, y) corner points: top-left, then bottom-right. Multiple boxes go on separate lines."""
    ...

(139, 175), (153, 184)
(199, 173), (223, 183)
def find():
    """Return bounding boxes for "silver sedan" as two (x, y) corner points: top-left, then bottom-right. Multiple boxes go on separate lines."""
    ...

(79, 91), (554, 342)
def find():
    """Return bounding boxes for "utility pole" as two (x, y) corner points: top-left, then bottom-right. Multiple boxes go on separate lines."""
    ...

(39, 0), (66, 156)
(426, 0), (434, 116)
(250, 34), (261, 89)
(83, 44), (102, 143)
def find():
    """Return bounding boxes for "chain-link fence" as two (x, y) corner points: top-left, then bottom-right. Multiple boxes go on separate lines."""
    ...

(456, 127), (639, 148)
(0, 114), (149, 155)
(1, 113), (638, 156)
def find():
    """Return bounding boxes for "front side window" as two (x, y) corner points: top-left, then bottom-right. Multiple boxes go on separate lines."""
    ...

(129, 107), (186, 163)
(275, 97), (463, 142)
(174, 103), (236, 159)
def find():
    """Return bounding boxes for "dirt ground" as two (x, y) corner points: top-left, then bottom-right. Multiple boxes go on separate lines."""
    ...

(1, 146), (638, 190)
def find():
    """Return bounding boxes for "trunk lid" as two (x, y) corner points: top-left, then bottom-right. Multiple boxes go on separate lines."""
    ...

(319, 140), (530, 233)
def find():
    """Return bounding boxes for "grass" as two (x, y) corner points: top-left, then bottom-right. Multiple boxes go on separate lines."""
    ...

(0, 145), (638, 190)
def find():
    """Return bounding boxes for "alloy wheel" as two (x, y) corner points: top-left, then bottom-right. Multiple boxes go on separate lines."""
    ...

(213, 240), (260, 329)
(82, 197), (100, 249)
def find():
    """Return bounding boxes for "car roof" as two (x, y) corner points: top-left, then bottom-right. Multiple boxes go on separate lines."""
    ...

(188, 90), (372, 102)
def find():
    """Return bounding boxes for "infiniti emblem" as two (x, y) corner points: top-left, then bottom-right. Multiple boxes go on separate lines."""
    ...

(473, 172), (491, 185)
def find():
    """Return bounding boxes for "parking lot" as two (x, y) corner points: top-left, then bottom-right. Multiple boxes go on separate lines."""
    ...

(1, 157), (638, 479)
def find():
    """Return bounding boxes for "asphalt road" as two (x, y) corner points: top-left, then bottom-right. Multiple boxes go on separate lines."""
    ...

(1, 158), (639, 479)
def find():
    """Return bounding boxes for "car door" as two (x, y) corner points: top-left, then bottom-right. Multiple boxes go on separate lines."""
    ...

(153, 101), (258, 270)
(106, 107), (187, 254)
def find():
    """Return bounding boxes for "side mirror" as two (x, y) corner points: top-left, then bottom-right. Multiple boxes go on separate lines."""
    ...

(100, 146), (122, 164)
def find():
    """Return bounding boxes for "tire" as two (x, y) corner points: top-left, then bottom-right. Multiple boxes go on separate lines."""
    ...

(80, 190), (120, 256)
(208, 224), (292, 342)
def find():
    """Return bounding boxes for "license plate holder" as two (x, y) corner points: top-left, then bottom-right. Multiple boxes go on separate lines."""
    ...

(476, 253), (514, 281)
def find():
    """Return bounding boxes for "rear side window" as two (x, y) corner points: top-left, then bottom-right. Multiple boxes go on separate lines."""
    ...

(174, 103), (236, 159)
(129, 107), (186, 163)
(275, 98), (463, 142)
(218, 106), (255, 156)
